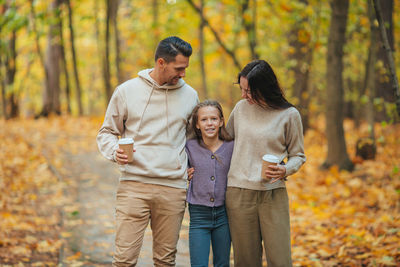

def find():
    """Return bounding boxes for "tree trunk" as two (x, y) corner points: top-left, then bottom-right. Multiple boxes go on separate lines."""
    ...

(152, 0), (160, 52)
(240, 0), (259, 59)
(1, 2), (22, 119)
(4, 30), (19, 119)
(288, 0), (312, 133)
(186, 0), (242, 70)
(41, 0), (62, 116)
(1, 56), (5, 118)
(29, 0), (47, 75)
(198, 0), (208, 99)
(103, 0), (112, 104)
(59, 10), (72, 114)
(373, 0), (400, 118)
(111, 0), (123, 84)
(66, 0), (83, 115)
(322, 0), (353, 171)
(365, 0), (379, 139)
(373, 0), (395, 120)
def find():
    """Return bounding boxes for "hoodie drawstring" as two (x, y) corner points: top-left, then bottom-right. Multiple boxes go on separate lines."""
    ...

(165, 88), (169, 140)
(136, 82), (171, 142)
(137, 83), (155, 135)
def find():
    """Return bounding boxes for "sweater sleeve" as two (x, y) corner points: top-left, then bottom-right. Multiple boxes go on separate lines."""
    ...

(185, 143), (192, 168)
(226, 107), (235, 139)
(96, 87), (127, 162)
(284, 109), (306, 176)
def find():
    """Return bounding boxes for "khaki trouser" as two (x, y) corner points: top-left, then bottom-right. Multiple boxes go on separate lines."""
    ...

(113, 180), (186, 267)
(225, 187), (292, 267)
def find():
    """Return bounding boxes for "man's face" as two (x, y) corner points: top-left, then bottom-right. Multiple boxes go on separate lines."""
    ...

(159, 54), (189, 85)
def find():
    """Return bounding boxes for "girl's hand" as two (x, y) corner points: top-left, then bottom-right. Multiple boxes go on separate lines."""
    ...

(265, 165), (286, 183)
(187, 167), (195, 180)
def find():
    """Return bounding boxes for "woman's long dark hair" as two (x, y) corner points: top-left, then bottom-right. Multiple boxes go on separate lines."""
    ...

(238, 60), (293, 109)
(190, 100), (233, 142)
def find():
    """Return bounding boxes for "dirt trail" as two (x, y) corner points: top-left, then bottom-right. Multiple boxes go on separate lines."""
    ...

(59, 148), (190, 266)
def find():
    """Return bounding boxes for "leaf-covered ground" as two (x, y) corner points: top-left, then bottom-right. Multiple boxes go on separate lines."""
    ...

(0, 116), (399, 266)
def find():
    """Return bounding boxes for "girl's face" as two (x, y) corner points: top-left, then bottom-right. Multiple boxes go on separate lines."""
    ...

(196, 106), (223, 140)
(240, 76), (255, 105)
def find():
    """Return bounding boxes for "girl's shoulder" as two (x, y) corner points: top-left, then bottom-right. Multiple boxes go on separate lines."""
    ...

(224, 139), (234, 146)
(186, 138), (201, 150)
(222, 140), (235, 153)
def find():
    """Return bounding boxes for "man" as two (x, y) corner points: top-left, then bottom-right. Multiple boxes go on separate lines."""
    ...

(97, 36), (199, 266)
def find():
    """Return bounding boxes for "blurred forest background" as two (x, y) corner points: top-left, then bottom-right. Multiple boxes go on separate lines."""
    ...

(1, 0), (400, 168)
(1, 0), (400, 266)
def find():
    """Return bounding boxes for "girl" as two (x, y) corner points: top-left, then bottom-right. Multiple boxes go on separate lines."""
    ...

(186, 100), (234, 267)
(225, 60), (306, 267)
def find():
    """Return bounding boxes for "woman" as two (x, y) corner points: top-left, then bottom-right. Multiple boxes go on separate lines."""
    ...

(225, 60), (306, 267)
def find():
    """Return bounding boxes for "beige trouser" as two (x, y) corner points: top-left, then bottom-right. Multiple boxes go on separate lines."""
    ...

(113, 180), (186, 267)
(225, 187), (292, 267)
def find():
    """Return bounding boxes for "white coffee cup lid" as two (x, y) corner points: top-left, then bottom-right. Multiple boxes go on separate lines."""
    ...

(262, 154), (279, 163)
(118, 138), (134, 145)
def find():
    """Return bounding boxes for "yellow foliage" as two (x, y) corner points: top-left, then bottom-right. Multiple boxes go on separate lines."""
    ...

(1, 117), (400, 265)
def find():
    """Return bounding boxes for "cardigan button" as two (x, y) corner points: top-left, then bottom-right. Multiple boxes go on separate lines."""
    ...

(210, 197), (214, 202)
(210, 176), (215, 181)
(211, 155), (215, 159)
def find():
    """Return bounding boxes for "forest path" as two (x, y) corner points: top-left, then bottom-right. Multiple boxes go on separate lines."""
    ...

(56, 135), (190, 266)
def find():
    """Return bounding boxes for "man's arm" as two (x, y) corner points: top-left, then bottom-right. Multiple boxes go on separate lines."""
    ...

(96, 88), (127, 162)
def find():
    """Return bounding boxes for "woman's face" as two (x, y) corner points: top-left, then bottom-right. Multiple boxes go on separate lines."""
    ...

(239, 76), (255, 105)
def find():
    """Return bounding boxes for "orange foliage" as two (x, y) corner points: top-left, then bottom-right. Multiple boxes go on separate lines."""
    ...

(0, 117), (399, 266)
(288, 118), (400, 266)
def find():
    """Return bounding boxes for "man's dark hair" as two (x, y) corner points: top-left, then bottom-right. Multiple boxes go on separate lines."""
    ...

(155, 36), (192, 63)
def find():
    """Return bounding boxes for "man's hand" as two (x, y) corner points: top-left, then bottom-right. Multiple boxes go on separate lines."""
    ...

(187, 167), (194, 180)
(116, 148), (136, 165)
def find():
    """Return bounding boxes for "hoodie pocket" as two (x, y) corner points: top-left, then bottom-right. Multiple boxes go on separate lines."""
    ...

(121, 145), (187, 179)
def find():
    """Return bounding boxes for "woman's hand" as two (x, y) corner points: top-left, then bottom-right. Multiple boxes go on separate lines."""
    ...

(265, 165), (286, 183)
(115, 148), (136, 165)
(187, 167), (195, 180)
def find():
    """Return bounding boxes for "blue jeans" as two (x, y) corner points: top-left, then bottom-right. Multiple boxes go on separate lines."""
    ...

(189, 204), (231, 267)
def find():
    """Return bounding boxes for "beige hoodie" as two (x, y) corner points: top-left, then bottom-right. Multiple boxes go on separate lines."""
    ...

(97, 69), (199, 189)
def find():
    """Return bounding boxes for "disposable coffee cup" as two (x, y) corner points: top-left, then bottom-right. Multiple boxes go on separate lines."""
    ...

(118, 138), (134, 162)
(261, 154), (279, 180)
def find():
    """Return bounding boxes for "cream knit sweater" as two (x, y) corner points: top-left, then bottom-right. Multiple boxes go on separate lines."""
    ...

(226, 100), (306, 191)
